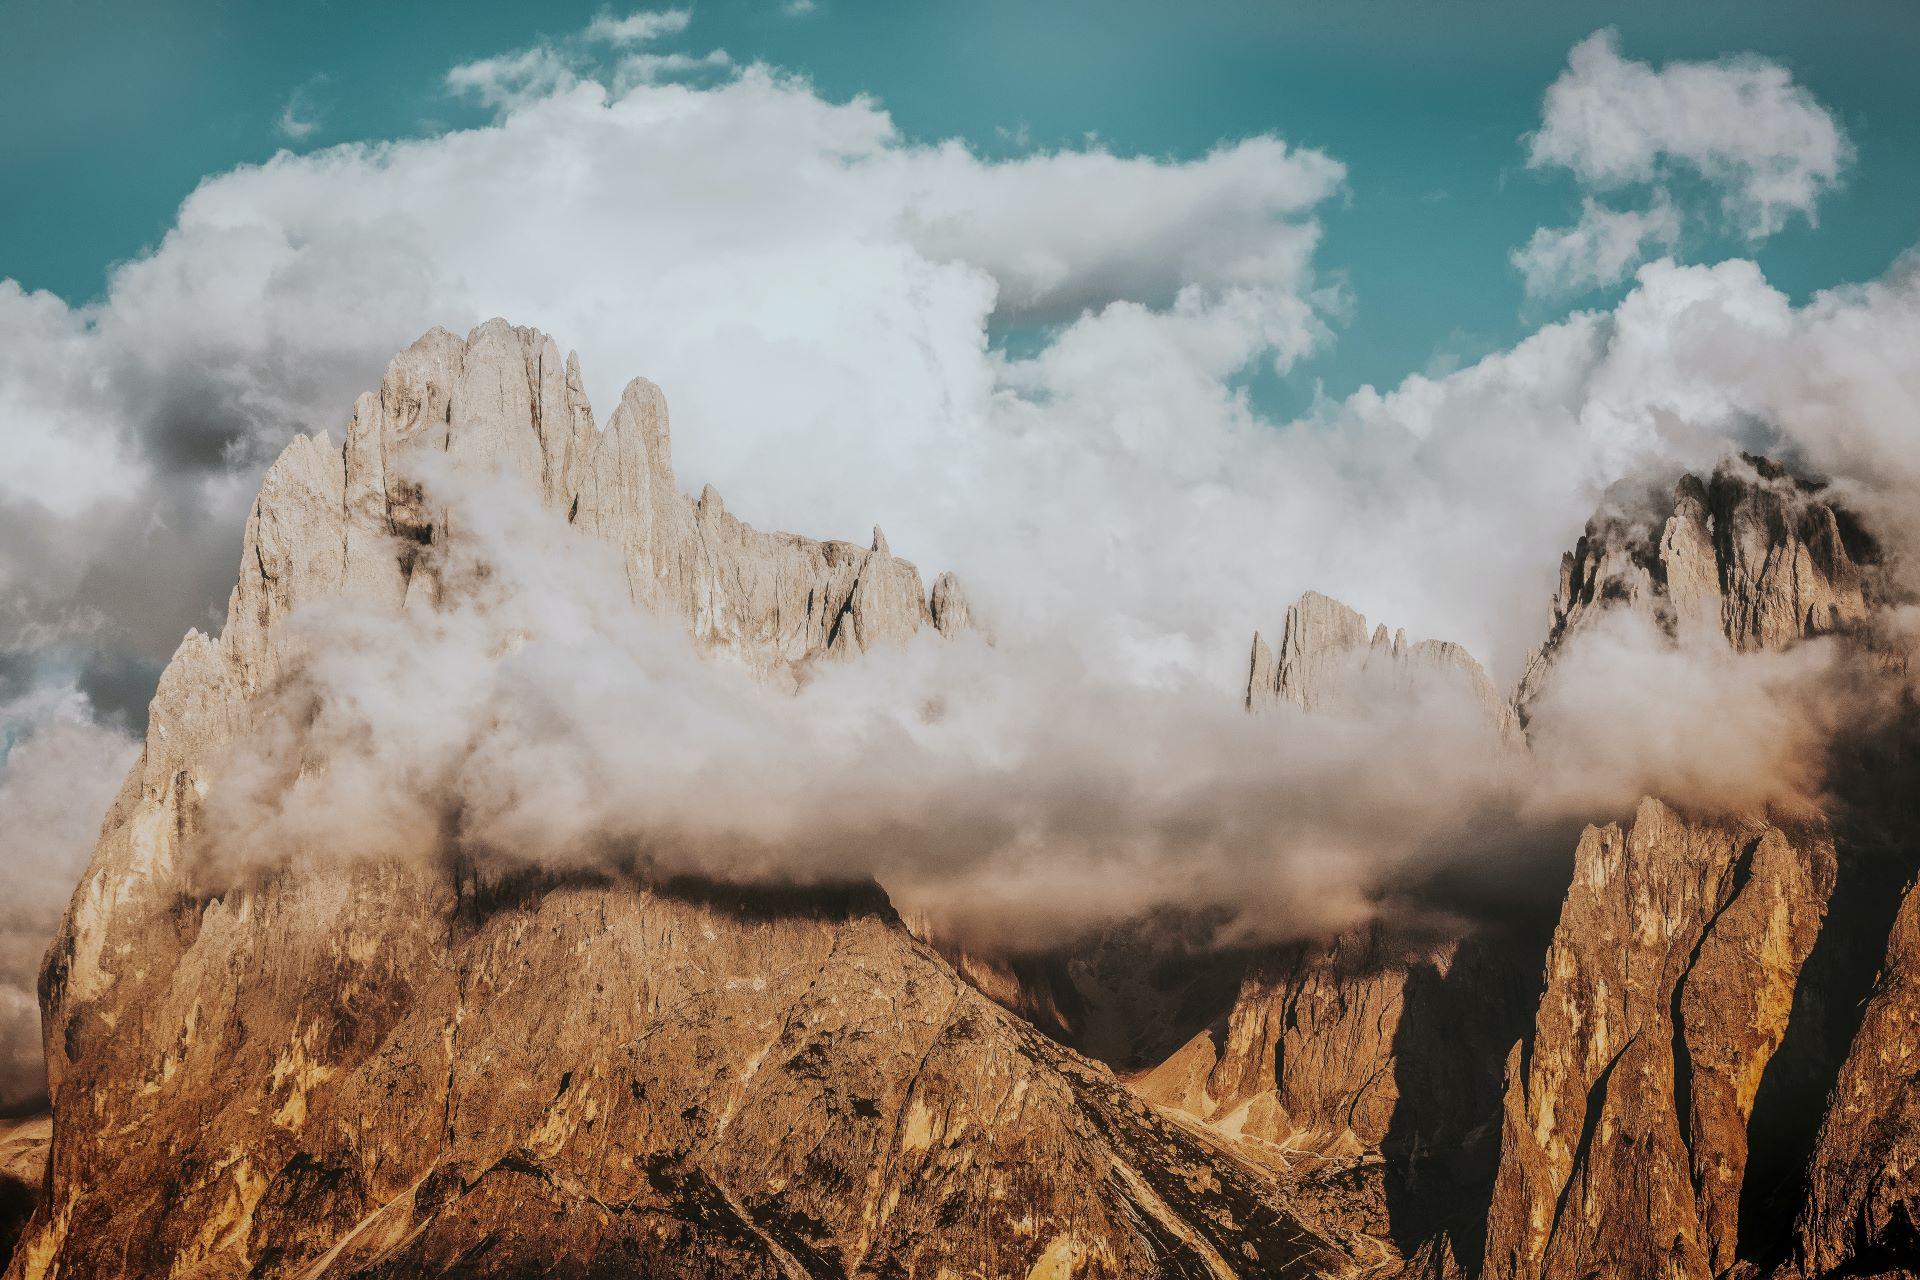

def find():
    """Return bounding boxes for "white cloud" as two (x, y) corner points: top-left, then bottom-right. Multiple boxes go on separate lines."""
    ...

(444, 45), (580, 109)
(0, 687), (139, 1108)
(615, 48), (734, 87)
(0, 46), (1350, 697)
(1529, 29), (1851, 239)
(276, 90), (322, 142)
(1511, 193), (1681, 298)
(584, 7), (692, 46)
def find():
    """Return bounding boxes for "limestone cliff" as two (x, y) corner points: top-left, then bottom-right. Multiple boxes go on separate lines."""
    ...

(1793, 867), (1920, 1278)
(8, 322), (1356, 1280)
(1483, 455), (1892, 1280)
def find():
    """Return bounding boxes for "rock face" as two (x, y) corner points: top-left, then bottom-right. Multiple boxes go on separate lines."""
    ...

(9, 322), (1355, 1280)
(1247, 591), (1519, 739)
(1793, 872), (1920, 1277)
(1517, 456), (1874, 715)
(1131, 925), (1534, 1264)
(1481, 799), (1837, 1280)
(1482, 454), (1900, 1280)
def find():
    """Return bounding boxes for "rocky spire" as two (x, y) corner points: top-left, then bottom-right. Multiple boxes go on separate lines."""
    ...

(1245, 589), (1519, 738)
(13, 322), (1352, 1280)
(1517, 454), (1875, 716)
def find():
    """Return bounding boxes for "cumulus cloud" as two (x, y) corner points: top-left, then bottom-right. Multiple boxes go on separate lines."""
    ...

(0, 689), (138, 1110)
(1529, 29), (1850, 238)
(0, 22), (1349, 716)
(1512, 30), (1851, 295)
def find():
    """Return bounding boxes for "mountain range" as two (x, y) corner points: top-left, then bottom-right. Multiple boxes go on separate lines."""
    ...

(5, 322), (1916, 1279)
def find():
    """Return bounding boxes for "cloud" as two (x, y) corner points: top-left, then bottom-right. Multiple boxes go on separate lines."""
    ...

(6, 12), (1920, 980)
(193, 458), (1533, 949)
(0, 688), (139, 1110)
(0, 29), (1348, 717)
(1528, 29), (1851, 240)
(187, 445), (1880, 956)
(445, 45), (581, 109)
(1512, 192), (1681, 298)
(584, 7), (692, 46)
(1511, 30), (1851, 294)
(275, 79), (327, 142)
(616, 48), (734, 87)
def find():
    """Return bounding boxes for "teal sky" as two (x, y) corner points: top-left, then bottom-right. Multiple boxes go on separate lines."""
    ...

(4, 0), (1919, 412)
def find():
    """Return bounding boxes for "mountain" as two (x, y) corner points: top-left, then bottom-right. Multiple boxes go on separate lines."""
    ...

(7, 324), (1919, 1280)
(5, 323), (1358, 1279)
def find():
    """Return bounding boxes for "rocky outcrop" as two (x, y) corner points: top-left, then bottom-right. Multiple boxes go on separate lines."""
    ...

(1131, 924), (1534, 1272)
(1137, 925), (1449, 1162)
(1481, 799), (1837, 1280)
(1793, 872), (1920, 1277)
(1247, 592), (1518, 739)
(1518, 456), (1874, 715)
(10, 322), (1358, 1279)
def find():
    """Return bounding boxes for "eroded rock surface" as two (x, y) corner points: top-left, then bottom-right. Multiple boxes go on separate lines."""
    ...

(0, 1116), (46, 1270)
(1481, 799), (1837, 1280)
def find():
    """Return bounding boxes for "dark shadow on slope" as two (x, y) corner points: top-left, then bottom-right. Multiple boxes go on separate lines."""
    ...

(448, 853), (900, 937)
(1380, 919), (1553, 1274)
(1738, 712), (1920, 1269)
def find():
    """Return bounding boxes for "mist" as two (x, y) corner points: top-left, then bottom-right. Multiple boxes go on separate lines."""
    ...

(186, 452), (1899, 954)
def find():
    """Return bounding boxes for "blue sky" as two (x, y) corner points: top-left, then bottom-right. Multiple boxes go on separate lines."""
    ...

(5, 0), (1918, 416)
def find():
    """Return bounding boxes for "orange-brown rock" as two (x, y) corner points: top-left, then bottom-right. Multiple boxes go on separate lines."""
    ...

(1481, 799), (1836, 1280)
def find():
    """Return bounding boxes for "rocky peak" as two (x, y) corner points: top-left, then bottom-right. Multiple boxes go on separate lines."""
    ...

(1518, 454), (1875, 714)
(1246, 590), (1519, 738)
(11, 322), (1365, 1280)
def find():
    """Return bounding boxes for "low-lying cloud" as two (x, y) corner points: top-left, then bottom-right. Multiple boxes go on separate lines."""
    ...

(188, 455), (1899, 958)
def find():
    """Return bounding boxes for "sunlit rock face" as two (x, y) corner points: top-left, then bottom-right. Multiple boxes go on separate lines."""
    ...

(1794, 854), (1920, 1278)
(7, 322), (1356, 1280)
(1481, 799), (1837, 1280)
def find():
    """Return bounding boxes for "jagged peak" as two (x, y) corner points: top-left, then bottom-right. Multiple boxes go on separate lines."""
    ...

(1245, 590), (1517, 737)
(1517, 451), (1878, 718)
